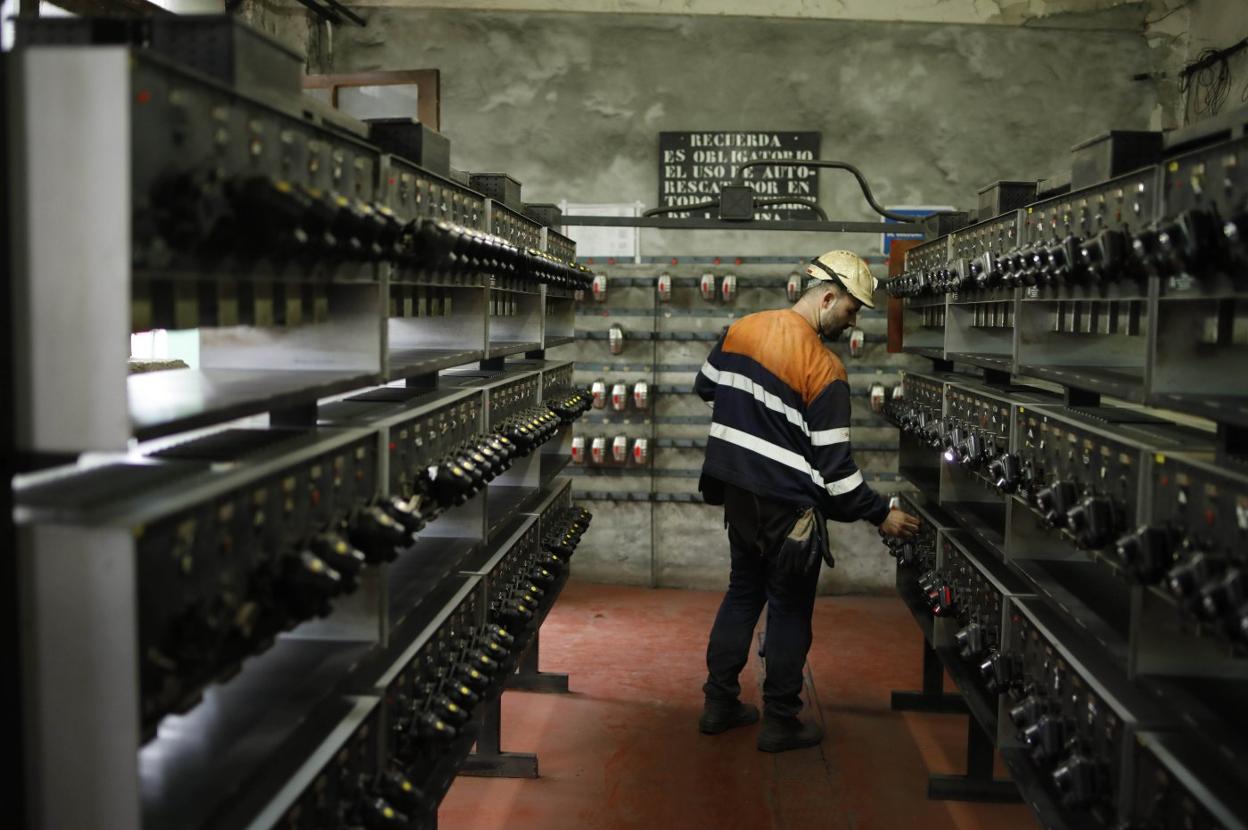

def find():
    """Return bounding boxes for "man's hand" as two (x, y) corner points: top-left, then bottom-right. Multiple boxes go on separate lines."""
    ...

(879, 508), (921, 538)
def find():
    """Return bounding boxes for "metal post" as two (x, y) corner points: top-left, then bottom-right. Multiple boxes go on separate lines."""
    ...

(890, 638), (967, 714)
(926, 718), (1020, 803)
(458, 689), (539, 779)
(507, 632), (570, 693)
(1, 49), (26, 830)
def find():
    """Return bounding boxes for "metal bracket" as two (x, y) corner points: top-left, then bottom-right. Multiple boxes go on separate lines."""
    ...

(404, 372), (439, 390)
(507, 632), (570, 694)
(1063, 385), (1100, 407)
(927, 717), (1020, 803)
(889, 638), (967, 715)
(458, 696), (539, 779)
(1217, 422), (1248, 465)
(981, 367), (1012, 387)
(270, 401), (319, 428)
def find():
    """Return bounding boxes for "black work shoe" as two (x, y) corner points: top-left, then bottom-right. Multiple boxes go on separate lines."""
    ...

(698, 701), (760, 735)
(756, 715), (823, 752)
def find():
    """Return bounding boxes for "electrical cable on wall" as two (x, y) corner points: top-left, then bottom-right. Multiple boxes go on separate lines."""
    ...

(643, 159), (955, 223)
(1180, 37), (1246, 124)
(733, 159), (929, 222)
(644, 197), (828, 220)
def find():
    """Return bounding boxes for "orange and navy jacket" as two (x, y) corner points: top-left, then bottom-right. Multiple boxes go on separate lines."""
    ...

(694, 308), (889, 525)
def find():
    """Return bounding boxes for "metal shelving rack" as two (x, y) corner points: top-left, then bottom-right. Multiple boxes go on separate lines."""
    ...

(882, 118), (1248, 829)
(6, 21), (593, 830)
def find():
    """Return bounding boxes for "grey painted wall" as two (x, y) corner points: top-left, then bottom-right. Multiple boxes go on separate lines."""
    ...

(316, 9), (1158, 591)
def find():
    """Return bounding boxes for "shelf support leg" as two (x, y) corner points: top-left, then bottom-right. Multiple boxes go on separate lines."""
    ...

(890, 638), (967, 714)
(926, 716), (1020, 802)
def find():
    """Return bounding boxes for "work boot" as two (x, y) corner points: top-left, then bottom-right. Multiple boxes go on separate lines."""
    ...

(756, 714), (823, 752)
(698, 700), (760, 735)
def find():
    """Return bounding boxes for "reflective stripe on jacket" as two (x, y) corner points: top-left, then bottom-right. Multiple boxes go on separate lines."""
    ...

(694, 308), (889, 525)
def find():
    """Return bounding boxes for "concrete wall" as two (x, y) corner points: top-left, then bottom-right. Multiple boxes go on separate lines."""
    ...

(550, 262), (914, 594)
(344, 0), (1170, 29)
(312, 7), (1165, 592)
(318, 9), (1157, 259)
(236, 0), (314, 63)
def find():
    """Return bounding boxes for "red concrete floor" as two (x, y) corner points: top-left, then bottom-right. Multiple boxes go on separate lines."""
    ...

(441, 580), (1039, 830)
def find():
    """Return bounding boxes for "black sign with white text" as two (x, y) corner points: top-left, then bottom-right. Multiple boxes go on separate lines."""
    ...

(658, 131), (821, 221)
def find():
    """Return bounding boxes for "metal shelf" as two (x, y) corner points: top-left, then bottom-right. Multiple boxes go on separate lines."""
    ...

(139, 638), (374, 830)
(128, 368), (379, 442)
(387, 348), (486, 380)
(576, 255), (889, 267)
(1015, 364), (1146, 403)
(486, 340), (543, 359)
(574, 327), (890, 344)
(572, 490), (702, 503)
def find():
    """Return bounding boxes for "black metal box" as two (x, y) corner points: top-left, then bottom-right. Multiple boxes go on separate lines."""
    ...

(921, 211), (970, 239)
(14, 15), (304, 98)
(366, 118), (451, 177)
(976, 180), (1036, 221)
(524, 203), (563, 228)
(1035, 169), (1071, 199)
(469, 173), (523, 209)
(1070, 130), (1163, 189)
(717, 185), (755, 221)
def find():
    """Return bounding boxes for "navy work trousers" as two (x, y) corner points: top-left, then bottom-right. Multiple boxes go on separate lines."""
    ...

(702, 483), (820, 719)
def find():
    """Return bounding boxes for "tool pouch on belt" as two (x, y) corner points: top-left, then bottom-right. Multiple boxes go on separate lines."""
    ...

(774, 507), (833, 577)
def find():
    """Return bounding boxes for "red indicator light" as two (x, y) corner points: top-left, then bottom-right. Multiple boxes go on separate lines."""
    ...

(389, 442), (397, 451)
(136, 90), (152, 105)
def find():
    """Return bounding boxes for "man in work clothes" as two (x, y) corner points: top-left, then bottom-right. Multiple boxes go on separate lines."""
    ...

(694, 249), (921, 753)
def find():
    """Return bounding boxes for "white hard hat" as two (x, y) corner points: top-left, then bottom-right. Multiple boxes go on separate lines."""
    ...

(805, 250), (878, 309)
